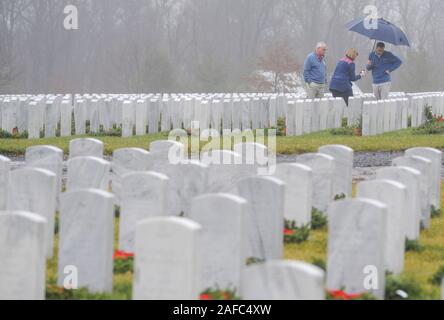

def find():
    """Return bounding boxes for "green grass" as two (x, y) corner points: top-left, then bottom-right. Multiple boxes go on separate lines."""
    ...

(276, 129), (444, 154)
(0, 129), (443, 156)
(284, 182), (444, 300)
(45, 183), (444, 300)
(14, 127), (440, 299)
(0, 133), (170, 156)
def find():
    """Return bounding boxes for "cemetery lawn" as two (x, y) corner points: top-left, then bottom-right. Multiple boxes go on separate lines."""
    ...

(45, 183), (444, 300)
(0, 129), (443, 156)
(285, 182), (444, 300)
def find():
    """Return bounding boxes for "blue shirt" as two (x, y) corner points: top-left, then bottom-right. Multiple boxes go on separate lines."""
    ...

(329, 57), (361, 94)
(367, 51), (402, 84)
(304, 52), (327, 85)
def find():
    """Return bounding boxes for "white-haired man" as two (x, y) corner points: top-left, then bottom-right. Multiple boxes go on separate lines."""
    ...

(304, 42), (328, 99)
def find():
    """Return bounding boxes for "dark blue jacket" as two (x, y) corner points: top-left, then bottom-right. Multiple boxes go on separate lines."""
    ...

(329, 57), (361, 94)
(367, 51), (402, 84)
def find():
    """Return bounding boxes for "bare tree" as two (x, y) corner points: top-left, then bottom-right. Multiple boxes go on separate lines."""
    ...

(248, 40), (301, 93)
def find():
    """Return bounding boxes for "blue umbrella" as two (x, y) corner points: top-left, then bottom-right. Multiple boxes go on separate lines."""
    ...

(346, 17), (410, 47)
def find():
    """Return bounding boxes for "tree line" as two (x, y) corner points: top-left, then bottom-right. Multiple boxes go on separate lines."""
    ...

(0, 0), (442, 94)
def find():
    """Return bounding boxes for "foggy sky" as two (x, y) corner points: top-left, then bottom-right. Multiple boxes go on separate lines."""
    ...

(0, 0), (442, 94)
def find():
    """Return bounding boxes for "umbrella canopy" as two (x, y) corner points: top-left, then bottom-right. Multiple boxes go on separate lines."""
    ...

(346, 17), (410, 47)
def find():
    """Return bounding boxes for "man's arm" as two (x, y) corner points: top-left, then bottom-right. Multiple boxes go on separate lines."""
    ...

(303, 56), (312, 83)
(349, 63), (361, 82)
(388, 53), (402, 73)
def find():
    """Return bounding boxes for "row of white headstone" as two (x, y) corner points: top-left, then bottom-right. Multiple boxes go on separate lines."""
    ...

(361, 95), (444, 136)
(341, 147), (442, 299)
(0, 93), (289, 138)
(0, 138), (442, 300)
(285, 93), (444, 137)
(1, 92), (442, 139)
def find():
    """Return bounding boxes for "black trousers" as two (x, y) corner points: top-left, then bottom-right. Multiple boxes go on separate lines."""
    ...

(330, 89), (353, 106)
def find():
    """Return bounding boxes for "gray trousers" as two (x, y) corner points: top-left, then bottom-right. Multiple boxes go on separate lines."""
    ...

(306, 82), (326, 99)
(373, 82), (391, 100)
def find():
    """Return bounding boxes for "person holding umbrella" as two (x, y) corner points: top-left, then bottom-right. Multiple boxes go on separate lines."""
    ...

(329, 48), (366, 106)
(366, 42), (402, 100)
(345, 17), (409, 100)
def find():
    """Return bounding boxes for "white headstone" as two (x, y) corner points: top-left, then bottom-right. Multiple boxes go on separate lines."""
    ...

(241, 260), (325, 300)
(7, 168), (57, 258)
(74, 99), (87, 135)
(376, 167), (422, 240)
(1, 99), (17, 133)
(133, 217), (202, 300)
(122, 100), (135, 137)
(296, 153), (335, 213)
(44, 100), (58, 137)
(161, 98), (172, 132)
(177, 161), (209, 217)
(201, 150), (247, 194)
(17, 97), (29, 133)
(362, 101), (371, 136)
(153, 159), (209, 217)
(286, 101), (296, 136)
(67, 156), (110, 191)
(119, 171), (169, 253)
(233, 142), (268, 175)
(135, 99), (148, 136)
(357, 180), (407, 274)
(303, 100), (313, 134)
(319, 145), (354, 198)
(171, 99), (183, 129)
(25, 145), (63, 194)
(27, 101), (41, 139)
(88, 99), (100, 133)
(0, 155), (10, 210)
(190, 193), (247, 292)
(58, 189), (115, 293)
(273, 163), (313, 227)
(209, 100), (221, 132)
(149, 140), (185, 164)
(183, 98), (194, 130)
(60, 100), (73, 137)
(393, 155), (433, 228)
(223, 99), (233, 130)
(111, 148), (151, 203)
(241, 99), (251, 130)
(405, 148), (442, 209)
(237, 176), (285, 260)
(148, 98), (161, 134)
(327, 198), (387, 299)
(0, 211), (46, 300)
(311, 99), (320, 132)
(100, 98), (112, 132)
(69, 138), (104, 159)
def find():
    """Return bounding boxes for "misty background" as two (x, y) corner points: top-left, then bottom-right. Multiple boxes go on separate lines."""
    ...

(0, 0), (442, 94)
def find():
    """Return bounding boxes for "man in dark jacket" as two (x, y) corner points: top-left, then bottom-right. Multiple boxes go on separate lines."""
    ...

(366, 42), (402, 100)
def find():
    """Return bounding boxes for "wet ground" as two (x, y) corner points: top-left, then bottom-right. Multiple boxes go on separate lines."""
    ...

(6, 151), (444, 182)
